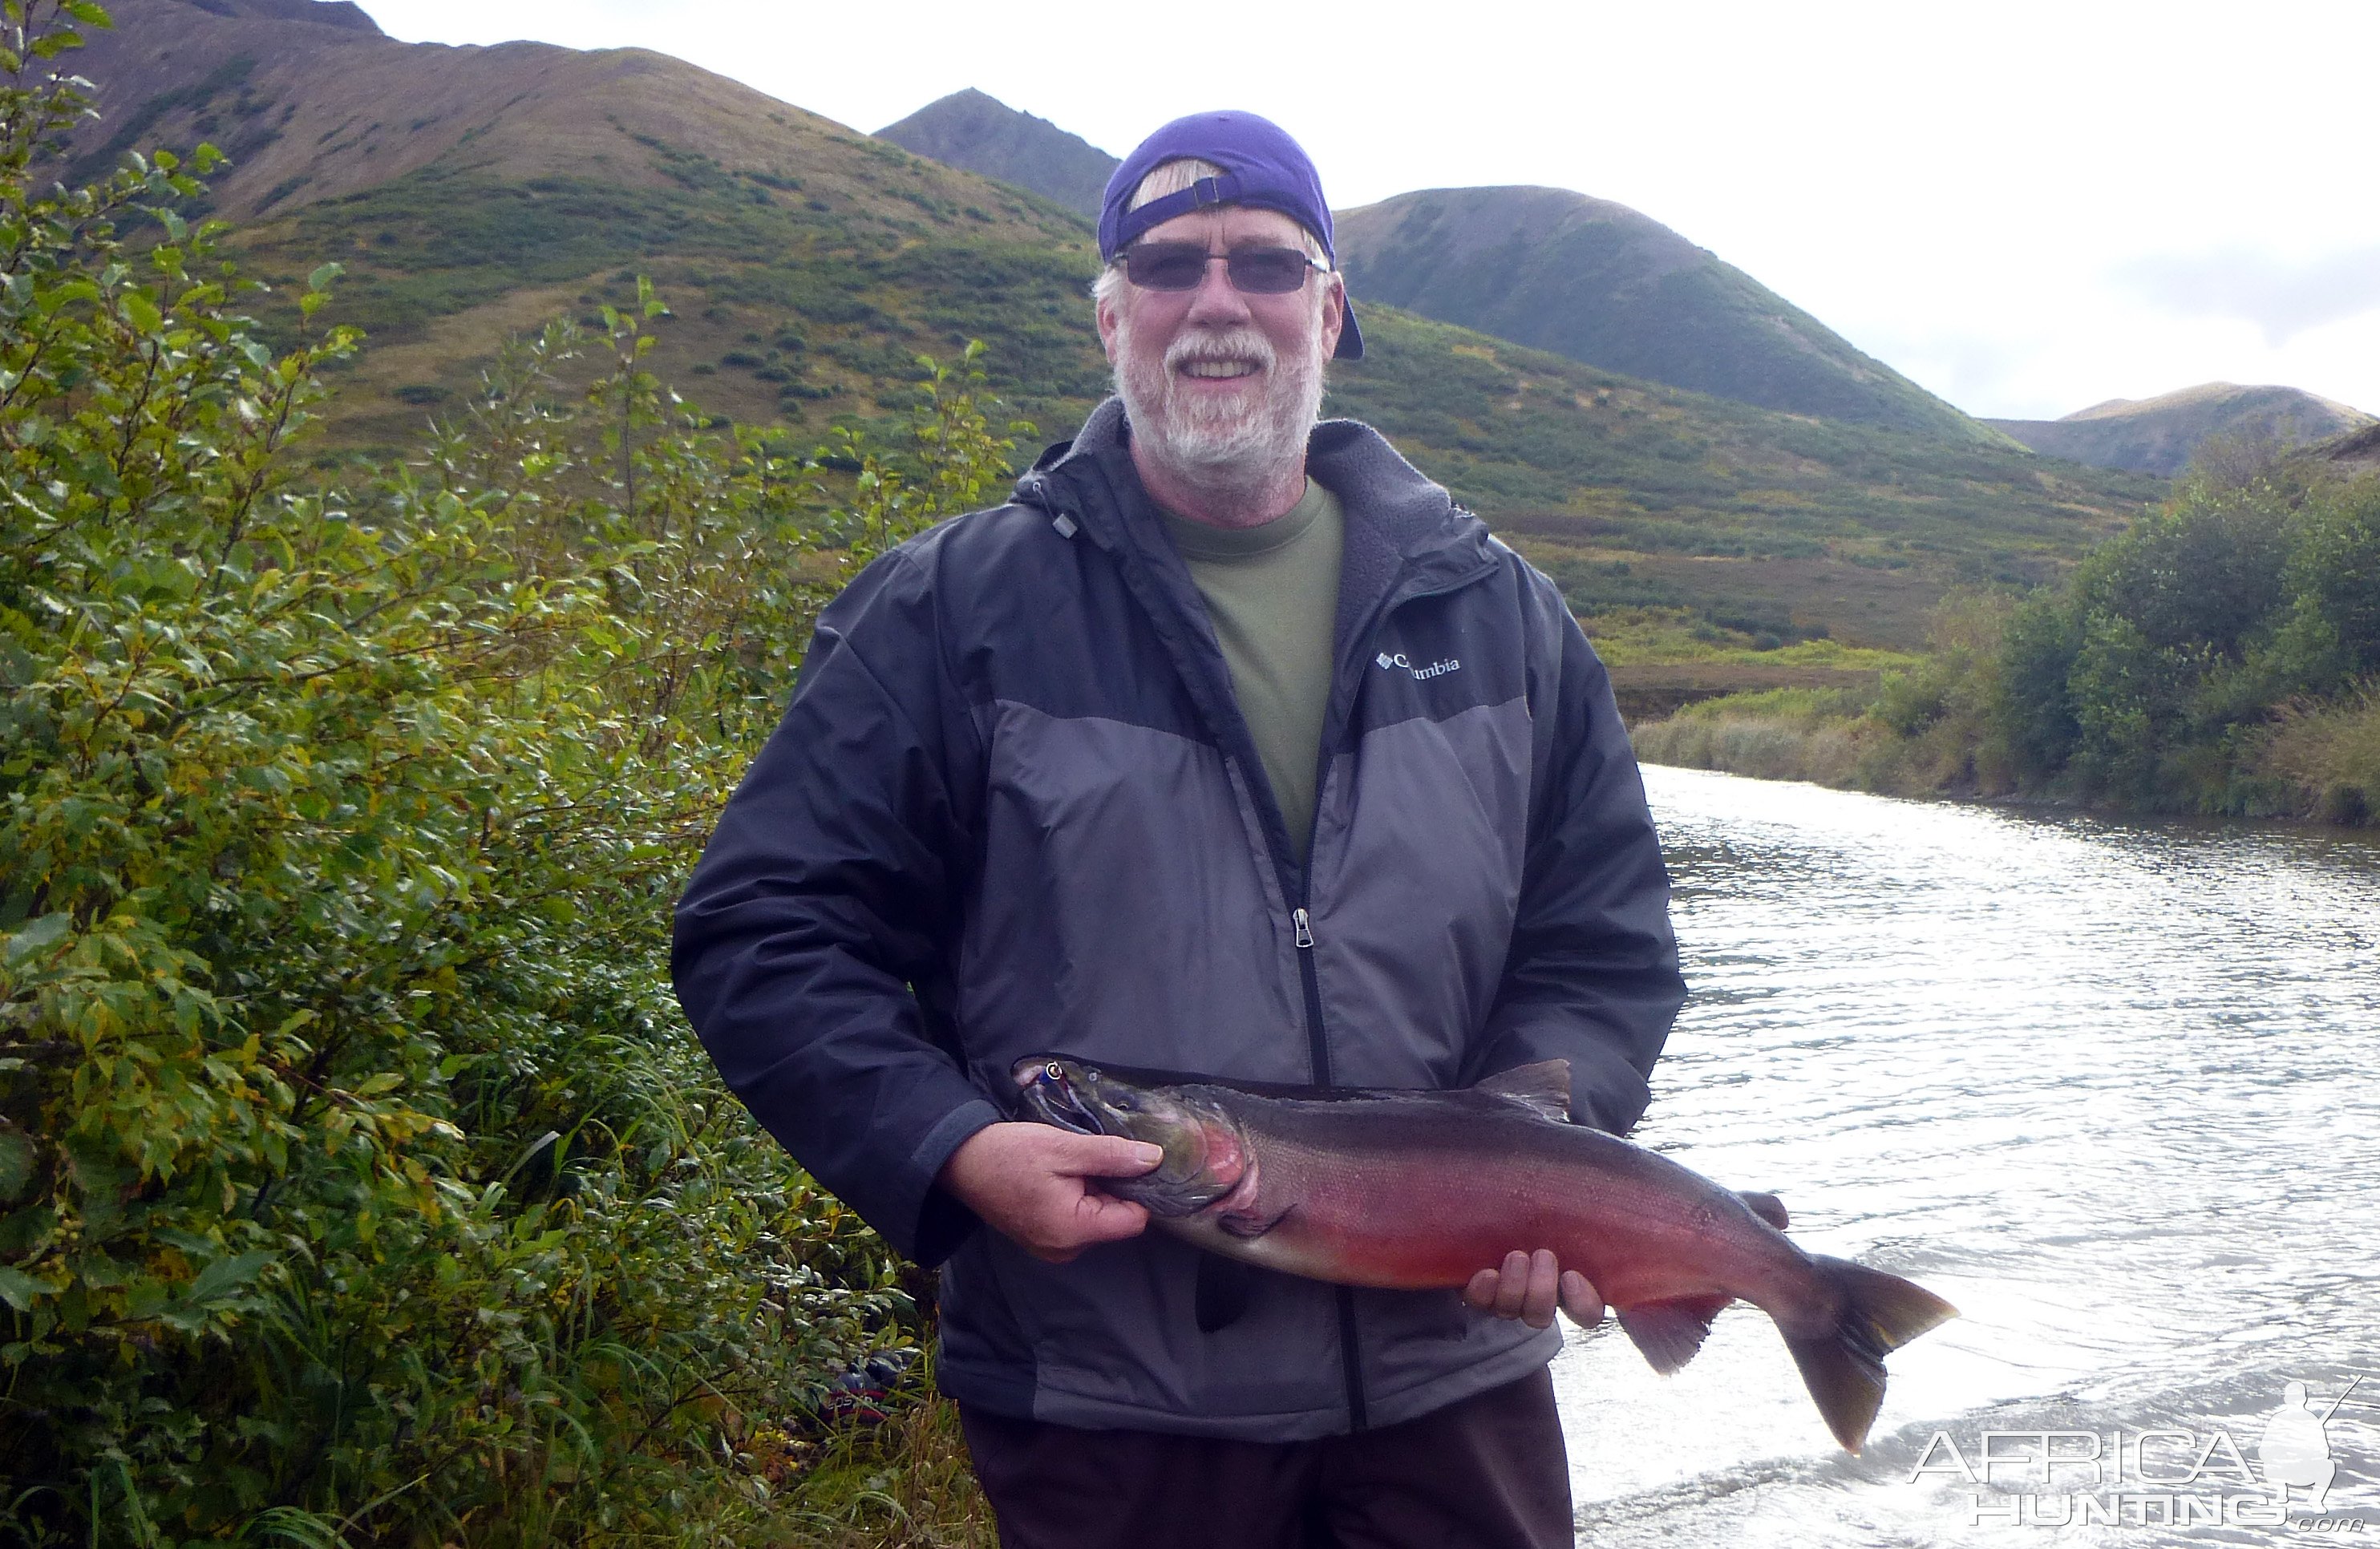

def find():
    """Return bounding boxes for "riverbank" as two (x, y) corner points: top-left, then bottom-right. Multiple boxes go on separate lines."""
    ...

(1629, 679), (2380, 827)
(1629, 451), (2380, 829)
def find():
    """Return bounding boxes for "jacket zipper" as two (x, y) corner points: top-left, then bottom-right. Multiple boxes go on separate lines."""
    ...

(1065, 456), (1499, 1435)
(1289, 554), (1496, 1434)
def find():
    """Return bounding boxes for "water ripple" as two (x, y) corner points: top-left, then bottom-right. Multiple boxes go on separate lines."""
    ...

(1556, 768), (2380, 1545)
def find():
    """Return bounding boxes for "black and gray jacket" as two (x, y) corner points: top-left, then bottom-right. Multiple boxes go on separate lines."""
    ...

(672, 400), (1686, 1439)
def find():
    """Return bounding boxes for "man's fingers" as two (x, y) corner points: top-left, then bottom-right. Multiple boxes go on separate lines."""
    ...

(1073, 1191), (1150, 1239)
(1021, 1190), (1151, 1263)
(1559, 1268), (1607, 1327)
(1520, 1249), (1560, 1329)
(1461, 1268), (1500, 1310)
(1491, 1250), (1531, 1318)
(1057, 1131), (1166, 1178)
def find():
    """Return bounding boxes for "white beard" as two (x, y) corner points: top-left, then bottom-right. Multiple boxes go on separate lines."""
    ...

(1112, 315), (1327, 503)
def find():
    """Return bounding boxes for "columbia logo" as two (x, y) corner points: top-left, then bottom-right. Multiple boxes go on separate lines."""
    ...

(1375, 651), (1461, 680)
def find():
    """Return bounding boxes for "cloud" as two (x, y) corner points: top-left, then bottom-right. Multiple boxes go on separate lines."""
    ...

(2112, 248), (2380, 345)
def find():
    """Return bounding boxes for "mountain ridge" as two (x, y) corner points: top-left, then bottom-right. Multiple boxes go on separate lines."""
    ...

(868, 91), (2002, 444)
(1985, 382), (2375, 475)
(1330, 185), (2002, 445)
(47, 3), (2160, 694)
(876, 88), (1112, 220)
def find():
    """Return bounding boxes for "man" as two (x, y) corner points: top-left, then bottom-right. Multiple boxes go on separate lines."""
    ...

(673, 111), (1685, 1547)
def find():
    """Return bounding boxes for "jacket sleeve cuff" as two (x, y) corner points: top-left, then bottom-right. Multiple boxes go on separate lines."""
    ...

(908, 1098), (1004, 1268)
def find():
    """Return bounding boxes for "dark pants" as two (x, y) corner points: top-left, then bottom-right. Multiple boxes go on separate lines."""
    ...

(959, 1367), (1574, 1549)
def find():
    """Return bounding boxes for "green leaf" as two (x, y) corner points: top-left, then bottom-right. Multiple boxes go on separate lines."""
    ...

(184, 1250), (273, 1306)
(0, 1268), (38, 1313)
(4, 912), (69, 964)
(61, 1), (115, 27)
(0, 1130), (32, 1203)
(306, 261), (343, 292)
(120, 289), (162, 334)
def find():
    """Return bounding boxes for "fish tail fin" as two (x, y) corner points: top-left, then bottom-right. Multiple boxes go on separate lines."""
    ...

(1783, 1256), (1959, 1454)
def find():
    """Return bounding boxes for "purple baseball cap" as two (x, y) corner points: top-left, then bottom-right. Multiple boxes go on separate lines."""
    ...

(1099, 110), (1363, 361)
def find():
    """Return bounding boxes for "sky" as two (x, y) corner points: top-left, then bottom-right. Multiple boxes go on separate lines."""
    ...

(351, 0), (2380, 422)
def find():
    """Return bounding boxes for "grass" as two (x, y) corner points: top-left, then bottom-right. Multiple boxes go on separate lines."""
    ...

(1629, 674), (2380, 826)
(768, 1389), (996, 1549)
(1629, 686), (1892, 787)
(2262, 687), (2380, 824)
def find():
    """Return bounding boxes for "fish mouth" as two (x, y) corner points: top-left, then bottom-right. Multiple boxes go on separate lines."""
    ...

(1010, 1057), (1107, 1136)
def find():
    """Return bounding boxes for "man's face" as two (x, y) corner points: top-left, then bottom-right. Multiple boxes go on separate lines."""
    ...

(1096, 204), (1346, 487)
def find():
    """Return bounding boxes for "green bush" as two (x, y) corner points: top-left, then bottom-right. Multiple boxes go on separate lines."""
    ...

(1992, 455), (2380, 810)
(0, 10), (1026, 1539)
(1633, 452), (2380, 823)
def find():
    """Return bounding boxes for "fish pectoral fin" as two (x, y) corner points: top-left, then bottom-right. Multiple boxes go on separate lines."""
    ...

(1216, 1203), (1293, 1240)
(1614, 1294), (1734, 1375)
(1474, 1059), (1572, 1122)
(1194, 1256), (1253, 1334)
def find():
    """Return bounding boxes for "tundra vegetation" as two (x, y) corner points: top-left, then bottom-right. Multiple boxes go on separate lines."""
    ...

(1633, 443), (2380, 826)
(2, 5), (997, 1542)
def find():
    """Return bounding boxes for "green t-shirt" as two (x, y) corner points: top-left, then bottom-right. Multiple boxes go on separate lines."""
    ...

(1160, 479), (1345, 860)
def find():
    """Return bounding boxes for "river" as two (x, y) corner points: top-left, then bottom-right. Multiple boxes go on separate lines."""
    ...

(1552, 765), (2380, 1546)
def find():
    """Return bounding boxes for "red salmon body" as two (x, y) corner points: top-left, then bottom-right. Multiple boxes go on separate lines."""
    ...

(1015, 1055), (1958, 1453)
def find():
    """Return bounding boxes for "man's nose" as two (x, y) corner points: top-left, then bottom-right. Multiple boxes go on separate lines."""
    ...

(1182, 257), (1254, 327)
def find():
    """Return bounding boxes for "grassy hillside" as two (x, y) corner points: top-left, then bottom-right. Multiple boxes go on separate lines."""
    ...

(1333, 186), (2004, 445)
(71, 0), (2161, 710)
(1985, 381), (2376, 475)
(878, 87), (1115, 220)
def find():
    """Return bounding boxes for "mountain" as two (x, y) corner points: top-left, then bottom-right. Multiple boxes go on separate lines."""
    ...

(52, 0), (2160, 710)
(876, 89), (1114, 220)
(1330, 187), (2002, 445)
(872, 96), (2001, 445)
(1985, 383), (2378, 476)
(62, 0), (1111, 451)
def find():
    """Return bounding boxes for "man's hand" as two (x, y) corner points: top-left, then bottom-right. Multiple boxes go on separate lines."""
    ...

(939, 1122), (1164, 1264)
(1462, 1249), (1607, 1331)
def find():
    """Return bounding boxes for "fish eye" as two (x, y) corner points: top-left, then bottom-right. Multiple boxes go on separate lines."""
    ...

(1044, 1062), (1063, 1082)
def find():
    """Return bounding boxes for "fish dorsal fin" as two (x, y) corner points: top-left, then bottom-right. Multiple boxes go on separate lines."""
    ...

(1737, 1190), (1789, 1232)
(1616, 1294), (1734, 1374)
(1475, 1060), (1572, 1122)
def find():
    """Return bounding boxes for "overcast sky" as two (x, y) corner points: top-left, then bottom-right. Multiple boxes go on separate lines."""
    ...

(354, 0), (2380, 422)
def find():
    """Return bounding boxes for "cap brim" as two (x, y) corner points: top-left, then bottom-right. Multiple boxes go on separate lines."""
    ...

(1334, 296), (1364, 361)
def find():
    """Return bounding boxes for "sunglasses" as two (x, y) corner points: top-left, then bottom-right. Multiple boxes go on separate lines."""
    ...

(1118, 242), (1326, 294)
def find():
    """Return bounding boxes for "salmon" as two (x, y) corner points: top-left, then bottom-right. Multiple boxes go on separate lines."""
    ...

(1013, 1055), (1957, 1453)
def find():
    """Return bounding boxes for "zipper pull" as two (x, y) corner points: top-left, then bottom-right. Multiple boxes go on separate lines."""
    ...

(1293, 908), (1314, 949)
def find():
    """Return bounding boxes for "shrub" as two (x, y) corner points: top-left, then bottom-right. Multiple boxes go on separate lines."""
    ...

(0, 10), (1026, 1539)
